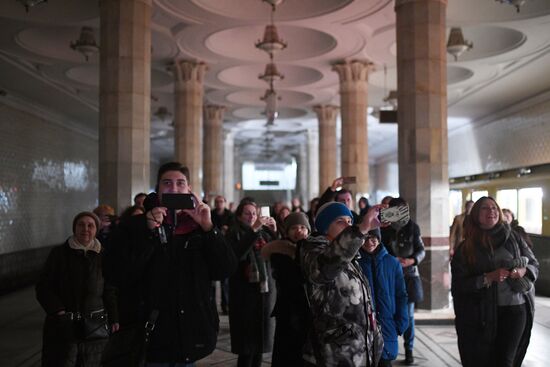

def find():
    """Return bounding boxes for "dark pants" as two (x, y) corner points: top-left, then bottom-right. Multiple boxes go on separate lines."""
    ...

(237, 353), (262, 367)
(495, 304), (527, 367)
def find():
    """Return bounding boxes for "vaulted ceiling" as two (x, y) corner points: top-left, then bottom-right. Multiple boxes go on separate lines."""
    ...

(1, 0), (550, 164)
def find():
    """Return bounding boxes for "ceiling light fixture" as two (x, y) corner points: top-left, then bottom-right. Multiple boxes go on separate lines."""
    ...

(263, 0), (285, 7)
(260, 87), (281, 125)
(70, 27), (99, 62)
(154, 106), (173, 125)
(495, 0), (527, 13)
(17, 0), (47, 13)
(447, 27), (473, 61)
(383, 90), (398, 109)
(256, 24), (287, 54)
(256, 0), (287, 128)
(259, 61), (284, 83)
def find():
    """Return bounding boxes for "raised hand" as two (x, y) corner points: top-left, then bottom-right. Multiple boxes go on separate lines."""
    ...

(358, 204), (386, 234)
(146, 206), (168, 230)
(183, 193), (213, 232)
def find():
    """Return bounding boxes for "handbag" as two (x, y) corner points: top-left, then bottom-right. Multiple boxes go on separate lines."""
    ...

(101, 310), (158, 367)
(81, 311), (110, 341)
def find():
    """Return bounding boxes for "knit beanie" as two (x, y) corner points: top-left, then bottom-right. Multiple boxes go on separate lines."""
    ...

(315, 202), (353, 235)
(72, 211), (100, 234)
(284, 212), (311, 237)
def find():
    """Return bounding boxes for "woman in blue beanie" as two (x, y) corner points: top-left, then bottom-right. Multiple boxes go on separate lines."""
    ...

(299, 201), (385, 367)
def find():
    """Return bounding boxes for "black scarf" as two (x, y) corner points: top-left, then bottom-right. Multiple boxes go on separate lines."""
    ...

(486, 222), (510, 249)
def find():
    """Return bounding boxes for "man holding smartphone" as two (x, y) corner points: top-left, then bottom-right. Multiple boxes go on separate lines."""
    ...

(105, 162), (237, 367)
(318, 176), (361, 224)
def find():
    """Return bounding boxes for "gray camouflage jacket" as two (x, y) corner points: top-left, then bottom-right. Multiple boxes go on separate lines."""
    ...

(300, 226), (382, 367)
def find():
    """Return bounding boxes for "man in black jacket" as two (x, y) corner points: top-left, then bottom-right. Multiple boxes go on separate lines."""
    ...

(380, 197), (425, 366)
(106, 162), (237, 366)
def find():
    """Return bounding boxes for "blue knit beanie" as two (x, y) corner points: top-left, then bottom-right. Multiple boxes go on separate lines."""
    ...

(315, 202), (353, 235)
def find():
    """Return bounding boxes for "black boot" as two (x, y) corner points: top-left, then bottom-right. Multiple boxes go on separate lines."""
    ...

(405, 349), (414, 365)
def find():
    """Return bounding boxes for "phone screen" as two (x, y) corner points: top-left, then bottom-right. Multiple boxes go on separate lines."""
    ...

(260, 206), (271, 217)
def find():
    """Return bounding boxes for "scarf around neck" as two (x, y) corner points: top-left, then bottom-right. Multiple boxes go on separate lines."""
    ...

(486, 222), (511, 249)
(68, 236), (101, 253)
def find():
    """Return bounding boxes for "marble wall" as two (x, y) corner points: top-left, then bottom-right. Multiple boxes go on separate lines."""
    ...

(448, 97), (550, 178)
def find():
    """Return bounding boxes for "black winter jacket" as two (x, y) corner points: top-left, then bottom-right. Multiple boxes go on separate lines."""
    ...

(451, 226), (538, 367)
(36, 241), (115, 367)
(106, 214), (237, 364)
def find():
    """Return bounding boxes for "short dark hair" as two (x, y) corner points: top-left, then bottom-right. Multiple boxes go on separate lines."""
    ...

(155, 162), (190, 191)
(388, 197), (408, 207)
(335, 189), (352, 201)
(134, 192), (147, 201)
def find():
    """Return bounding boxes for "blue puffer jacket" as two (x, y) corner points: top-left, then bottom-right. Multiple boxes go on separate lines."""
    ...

(358, 245), (409, 361)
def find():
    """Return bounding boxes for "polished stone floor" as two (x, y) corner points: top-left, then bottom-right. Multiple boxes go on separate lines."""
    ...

(1, 286), (549, 366)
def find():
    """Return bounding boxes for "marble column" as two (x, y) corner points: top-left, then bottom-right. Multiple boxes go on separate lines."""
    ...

(395, 0), (449, 309)
(332, 61), (371, 195)
(99, 0), (151, 212)
(173, 60), (208, 194)
(297, 140), (308, 207)
(313, 105), (338, 194)
(223, 131), (235, 203)
(203, 105), (225, 199)
(307, 129), (320, 200)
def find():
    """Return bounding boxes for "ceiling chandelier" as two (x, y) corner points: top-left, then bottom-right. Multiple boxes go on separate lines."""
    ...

(17, 0), (47, 13)
(70, 27), (99, 62)
(256, 0), (286, 125)
(446, 27), (473, 61)
(383, 90), (398, 109)
(153, 106), (173, 125)
(495, 0), (527, 12)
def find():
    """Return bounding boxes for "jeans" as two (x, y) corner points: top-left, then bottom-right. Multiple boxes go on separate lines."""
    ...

(404, 302), (415, 351)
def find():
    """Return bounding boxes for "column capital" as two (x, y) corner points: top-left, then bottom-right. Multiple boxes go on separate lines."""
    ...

(172, 60), (208, 84)
(203, 105), (226, 125)
(332, 59), (373, 83)
(395, 0), (447, 9)
(313, 105), (339, 123)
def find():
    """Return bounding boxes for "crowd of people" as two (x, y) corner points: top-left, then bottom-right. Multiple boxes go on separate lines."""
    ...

(35, 162), (539, 367)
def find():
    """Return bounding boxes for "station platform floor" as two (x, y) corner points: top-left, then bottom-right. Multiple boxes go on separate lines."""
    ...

(1, 286), (549, 367)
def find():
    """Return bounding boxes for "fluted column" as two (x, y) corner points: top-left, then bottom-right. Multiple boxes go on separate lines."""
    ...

(313, 105), (338, 193)
(332, 60), (371, 195)
(203, 105), (225, 198)
(307, 129), (320, 200)
(223, 131), (235, 202)
(99, 0), (151, 212)
(173, 60), (208, 193)
(396, 0), (449, 309)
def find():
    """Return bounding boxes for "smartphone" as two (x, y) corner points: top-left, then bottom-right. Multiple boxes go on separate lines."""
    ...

(161, 193), (196, 210)
(342, 176), (357, 184)
(380, 205), (410, 223)
(260, 206), (271, 217)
